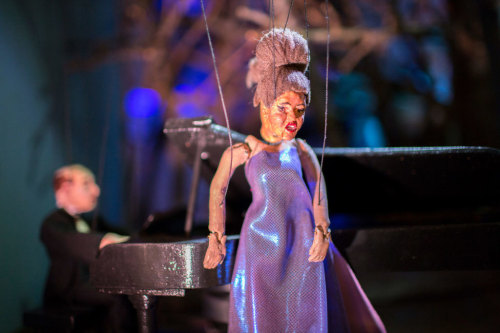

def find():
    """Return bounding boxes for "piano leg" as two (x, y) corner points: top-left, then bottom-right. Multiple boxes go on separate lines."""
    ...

(129, 294), (157, 333)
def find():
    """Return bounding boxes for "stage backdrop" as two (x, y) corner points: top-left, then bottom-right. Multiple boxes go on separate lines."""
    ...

(0, 1), (127, 331)
(0, 1), (63, 332)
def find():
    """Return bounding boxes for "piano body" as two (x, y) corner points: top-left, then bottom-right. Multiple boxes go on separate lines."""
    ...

(90, 117), (500, 332)
(91, 235), (239, 332)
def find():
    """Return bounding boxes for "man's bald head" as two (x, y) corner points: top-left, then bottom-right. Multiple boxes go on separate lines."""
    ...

(53, 164), (94, 191)
(53, 164), (100, 215)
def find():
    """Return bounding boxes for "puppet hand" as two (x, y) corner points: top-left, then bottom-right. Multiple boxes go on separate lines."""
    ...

(203, 233), (227, 269)
(308, 226), (331, 262)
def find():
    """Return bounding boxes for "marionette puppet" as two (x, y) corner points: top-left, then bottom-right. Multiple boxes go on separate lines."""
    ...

(203, 29), (386, 333)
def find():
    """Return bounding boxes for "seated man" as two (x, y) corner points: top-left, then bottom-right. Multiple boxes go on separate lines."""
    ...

(40, 164), (134, 331)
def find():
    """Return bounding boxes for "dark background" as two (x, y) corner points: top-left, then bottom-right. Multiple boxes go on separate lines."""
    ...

(0, 0), (498, 332)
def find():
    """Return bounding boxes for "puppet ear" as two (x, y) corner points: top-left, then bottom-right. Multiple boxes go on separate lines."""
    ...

(247, 57), (265, 107)
(246, 57), (260, 89)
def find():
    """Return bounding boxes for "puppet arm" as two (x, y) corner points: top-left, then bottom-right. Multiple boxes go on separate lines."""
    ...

(203, 142), (251, 269)
(297, 139), (332, 262)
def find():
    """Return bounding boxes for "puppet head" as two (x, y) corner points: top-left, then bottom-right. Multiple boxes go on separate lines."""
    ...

(246, 29), (310, 143)
(53, 164), (100, 215)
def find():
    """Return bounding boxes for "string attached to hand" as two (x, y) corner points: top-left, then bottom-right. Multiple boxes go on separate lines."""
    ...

(200, 0), (232, 202)
(318, 0), (330, 205)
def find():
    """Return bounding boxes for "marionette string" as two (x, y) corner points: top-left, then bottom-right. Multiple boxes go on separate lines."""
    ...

(91, 99), (113, 231)
(301, 0), (329, 206)
(200, 0), (233, 202)
(318, 0), (330, 205)
(304, 0), (309, 46)
(304, 0), (309, 75)
(284, 0), (295, 30)
(271, 0), (277, 102)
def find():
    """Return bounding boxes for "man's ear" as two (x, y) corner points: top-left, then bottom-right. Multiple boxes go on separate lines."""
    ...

(55, 182), (71, 207)
(58, 180), (72, 193)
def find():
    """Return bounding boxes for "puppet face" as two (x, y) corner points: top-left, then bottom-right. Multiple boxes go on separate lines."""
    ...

(57, 169), (100, 215)
(260, 91), (306, 143)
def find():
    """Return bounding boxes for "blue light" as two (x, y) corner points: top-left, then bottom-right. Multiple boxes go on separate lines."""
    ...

(153, 0), (163, 13)
(174, 65), (209, 94)
(361, 116), (387, 147)
(434, 78), (452, 105)
(124, 87), (162, 118)
(176, 102), (207, 118)
(180, 0), (211, 18)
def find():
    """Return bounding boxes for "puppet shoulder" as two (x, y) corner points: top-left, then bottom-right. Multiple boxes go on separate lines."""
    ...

(220, 140), (252, 167)
(296, 138), (313, 156)
(244, 135), (261, 152)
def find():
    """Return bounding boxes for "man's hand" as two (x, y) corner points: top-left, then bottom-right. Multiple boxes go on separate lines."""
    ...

(99, 232), (130, 249)
(308, 226), (331, 262)
(203, 233), (227, 269)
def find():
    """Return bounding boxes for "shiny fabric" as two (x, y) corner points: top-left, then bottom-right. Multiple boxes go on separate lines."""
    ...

(228, 144), (386, 333)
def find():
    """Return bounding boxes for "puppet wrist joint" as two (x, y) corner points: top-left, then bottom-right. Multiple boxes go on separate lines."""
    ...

(208, 230), (225, 242)
(315, 226), (331, 240)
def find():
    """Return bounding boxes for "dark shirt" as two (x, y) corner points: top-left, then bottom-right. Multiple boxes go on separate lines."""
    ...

(40, 209), (104, 306)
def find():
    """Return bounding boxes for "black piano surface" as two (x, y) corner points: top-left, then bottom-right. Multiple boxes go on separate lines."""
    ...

(90, 235), (239, 333)
(90, 117), (500, 332)
(91, 235), (238, 296)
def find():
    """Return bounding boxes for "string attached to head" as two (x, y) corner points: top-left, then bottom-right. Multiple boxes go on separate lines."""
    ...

(271, 0), (297, 106)
(270, 0), (277, 104)
(284, 0), (295, 30)
(200, 0), (232, 202)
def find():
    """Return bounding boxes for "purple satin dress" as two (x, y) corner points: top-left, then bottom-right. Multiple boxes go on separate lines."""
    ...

(228, 143), (386, 333)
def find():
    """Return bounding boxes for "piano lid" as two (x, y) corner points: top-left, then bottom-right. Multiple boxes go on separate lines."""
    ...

(164, 117), (500, 223)
(163, 116), (248, 188)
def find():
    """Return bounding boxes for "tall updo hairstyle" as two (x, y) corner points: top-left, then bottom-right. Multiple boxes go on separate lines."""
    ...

(246, 29), (311, 108)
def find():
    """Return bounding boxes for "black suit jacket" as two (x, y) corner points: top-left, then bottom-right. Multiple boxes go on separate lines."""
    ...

(40, 209), (105, 306)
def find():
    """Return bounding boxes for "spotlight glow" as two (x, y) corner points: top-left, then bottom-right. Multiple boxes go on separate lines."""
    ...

(124, 87), (162, 118)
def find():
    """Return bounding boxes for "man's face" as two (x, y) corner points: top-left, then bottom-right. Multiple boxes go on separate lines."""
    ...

(62, 170), (100, 214)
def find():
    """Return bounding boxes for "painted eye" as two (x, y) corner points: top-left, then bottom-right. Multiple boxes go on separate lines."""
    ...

(277, 105), (286, 112)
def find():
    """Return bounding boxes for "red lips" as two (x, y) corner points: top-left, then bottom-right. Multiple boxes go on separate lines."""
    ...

(285, 121), (297, 132)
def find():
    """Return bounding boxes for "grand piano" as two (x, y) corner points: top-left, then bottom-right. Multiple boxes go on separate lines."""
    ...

(90, 117), (500, 333)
